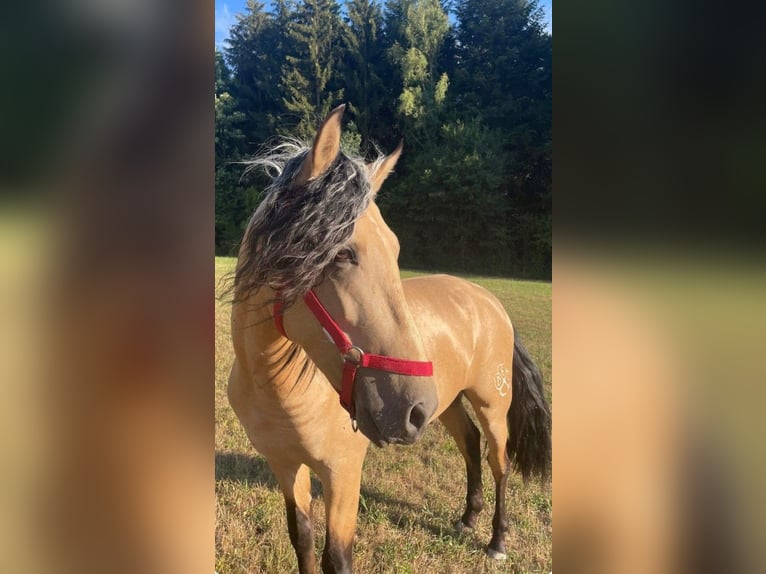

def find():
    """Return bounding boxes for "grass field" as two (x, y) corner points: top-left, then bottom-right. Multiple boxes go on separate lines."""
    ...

(215, 257), (552, 573)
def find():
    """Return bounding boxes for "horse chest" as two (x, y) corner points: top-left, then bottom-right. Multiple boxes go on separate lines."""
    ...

(237, 371), (348, 461)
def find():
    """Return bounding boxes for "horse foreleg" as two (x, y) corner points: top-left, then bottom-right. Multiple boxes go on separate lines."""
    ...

(317, 464), (362, 574)
(273, 463), (316, 574)
(439, 397), (484, 530)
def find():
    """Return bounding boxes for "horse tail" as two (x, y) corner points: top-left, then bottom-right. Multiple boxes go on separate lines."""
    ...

(507, 334), (552, 482)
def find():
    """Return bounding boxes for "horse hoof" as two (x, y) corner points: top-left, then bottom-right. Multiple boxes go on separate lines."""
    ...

(486, 548), (507, 561)
(455, 520), (473, 534)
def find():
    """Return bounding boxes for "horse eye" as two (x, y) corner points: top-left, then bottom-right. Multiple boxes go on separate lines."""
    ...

(335, 248), (356, 264)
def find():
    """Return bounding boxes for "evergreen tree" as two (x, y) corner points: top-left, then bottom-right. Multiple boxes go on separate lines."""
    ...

(341, 0), (391, 153)
(455, 0), (550, 126)
(281, 0), (345, 138)
(224, 0), (283, 144)
(454, 0), (551, 184)
(215, 50), (231, 95)
(454, 0), (552, 276)
(215, 49), (250, 253)
(379, 119), (511, 271)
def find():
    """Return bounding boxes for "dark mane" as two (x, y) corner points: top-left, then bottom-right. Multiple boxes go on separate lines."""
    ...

(232, 141), (375, 306)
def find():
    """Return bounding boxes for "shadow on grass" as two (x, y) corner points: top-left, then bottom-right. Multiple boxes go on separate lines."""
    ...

(358, 484), (483, 552)
(215, 451), (322, 496)
(216, 452), (482, 551)
(216, 452), (277, 487)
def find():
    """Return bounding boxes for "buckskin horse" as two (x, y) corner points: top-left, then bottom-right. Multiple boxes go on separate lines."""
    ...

(227, 105), (551, 573)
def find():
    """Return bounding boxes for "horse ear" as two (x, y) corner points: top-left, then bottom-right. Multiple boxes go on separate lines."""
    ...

(295, 104), (346, 185)
(368, 140), (403, 195)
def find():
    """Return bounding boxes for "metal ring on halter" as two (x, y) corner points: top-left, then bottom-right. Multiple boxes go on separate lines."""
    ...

(342, 345), (365, 365)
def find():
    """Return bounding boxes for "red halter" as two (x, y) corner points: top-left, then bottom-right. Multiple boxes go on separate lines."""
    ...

(273, 290), (433, 420)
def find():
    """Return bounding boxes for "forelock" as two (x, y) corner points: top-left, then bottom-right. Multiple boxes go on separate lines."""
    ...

(232, 141), (376, 306)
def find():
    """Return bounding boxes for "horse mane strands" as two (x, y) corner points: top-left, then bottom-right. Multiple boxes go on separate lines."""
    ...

(365, 149), (388, 181)
(232, 139), (378, 307)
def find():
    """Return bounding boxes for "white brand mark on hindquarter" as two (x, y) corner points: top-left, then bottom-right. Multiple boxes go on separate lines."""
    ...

(494, 363), (510, 397)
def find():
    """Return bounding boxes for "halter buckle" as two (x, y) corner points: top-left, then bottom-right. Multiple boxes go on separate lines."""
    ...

(342, 345), (365, 366)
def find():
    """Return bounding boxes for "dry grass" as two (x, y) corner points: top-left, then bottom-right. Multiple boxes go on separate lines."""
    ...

(216, 257), (552, 573)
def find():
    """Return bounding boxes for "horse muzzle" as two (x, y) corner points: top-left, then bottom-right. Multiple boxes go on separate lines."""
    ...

(353, 372), (437, 446)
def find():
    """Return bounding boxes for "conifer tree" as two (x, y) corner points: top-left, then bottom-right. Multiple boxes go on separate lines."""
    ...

(224, 0), (283, 143)
(454, 0), (552, 275)
(455, 0), (550, 132)
(281, 0), (345, 138)
(215, 49), (250, 253)
(341, 0), (391, 151)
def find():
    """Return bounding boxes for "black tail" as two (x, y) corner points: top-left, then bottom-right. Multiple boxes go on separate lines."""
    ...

(508, 335), (552, 481)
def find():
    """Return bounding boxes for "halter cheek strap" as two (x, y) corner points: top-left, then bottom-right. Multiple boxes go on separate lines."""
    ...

(273, 290), (433, 420)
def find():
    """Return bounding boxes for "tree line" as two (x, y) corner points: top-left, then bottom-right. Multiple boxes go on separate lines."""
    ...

(216, 0), (551, 278)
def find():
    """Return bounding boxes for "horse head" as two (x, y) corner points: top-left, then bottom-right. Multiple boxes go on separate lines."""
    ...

(241, 105), (438, 446)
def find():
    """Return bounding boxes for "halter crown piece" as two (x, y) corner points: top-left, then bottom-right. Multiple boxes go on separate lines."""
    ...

(273, 291), (434, 423)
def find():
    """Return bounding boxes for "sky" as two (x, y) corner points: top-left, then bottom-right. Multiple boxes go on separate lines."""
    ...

(215, 0), (553, 48)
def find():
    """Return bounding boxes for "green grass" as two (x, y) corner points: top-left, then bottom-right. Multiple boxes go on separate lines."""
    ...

(215, 257), (551, 573)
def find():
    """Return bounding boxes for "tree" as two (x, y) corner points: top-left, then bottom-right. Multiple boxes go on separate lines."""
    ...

(455, 0), (550, 123)
(385, 0), (450, 139)
(215, 61), (250, 253)
(341, 0), (392, 153)
(453, 0), (551, 180)
(224, 0), (283, 144)
(454, 0), (552, 276)
(215, 50), (231, 95)
(281, 0), (345, 138)
(379, 119), (514, 271)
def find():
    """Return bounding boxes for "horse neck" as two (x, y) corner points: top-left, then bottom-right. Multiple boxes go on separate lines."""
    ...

(231, 287), (313, 391)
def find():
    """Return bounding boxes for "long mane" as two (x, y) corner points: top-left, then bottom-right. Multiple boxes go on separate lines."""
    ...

(232, 141), (375, 306)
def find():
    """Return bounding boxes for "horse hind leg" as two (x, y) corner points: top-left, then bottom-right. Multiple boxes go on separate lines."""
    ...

(439, 396), (484, 531)
(468, 399), (512, 561)
(486, 446), (511, 561)
(272, 463), (316, 574)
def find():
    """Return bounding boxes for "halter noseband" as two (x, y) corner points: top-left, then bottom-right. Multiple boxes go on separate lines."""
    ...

(273, 290), (434, 423)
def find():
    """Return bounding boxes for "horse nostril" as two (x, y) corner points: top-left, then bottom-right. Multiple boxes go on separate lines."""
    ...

(406, 402), (428, 436)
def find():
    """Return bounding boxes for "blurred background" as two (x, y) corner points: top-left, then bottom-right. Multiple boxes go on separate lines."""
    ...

(1, 1), (214, 573)
(555, 0), (766, 572)
(2, 0), (765, 572)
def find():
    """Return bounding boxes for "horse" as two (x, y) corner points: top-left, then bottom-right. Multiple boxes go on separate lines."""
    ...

(227, 104), (551, 573)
